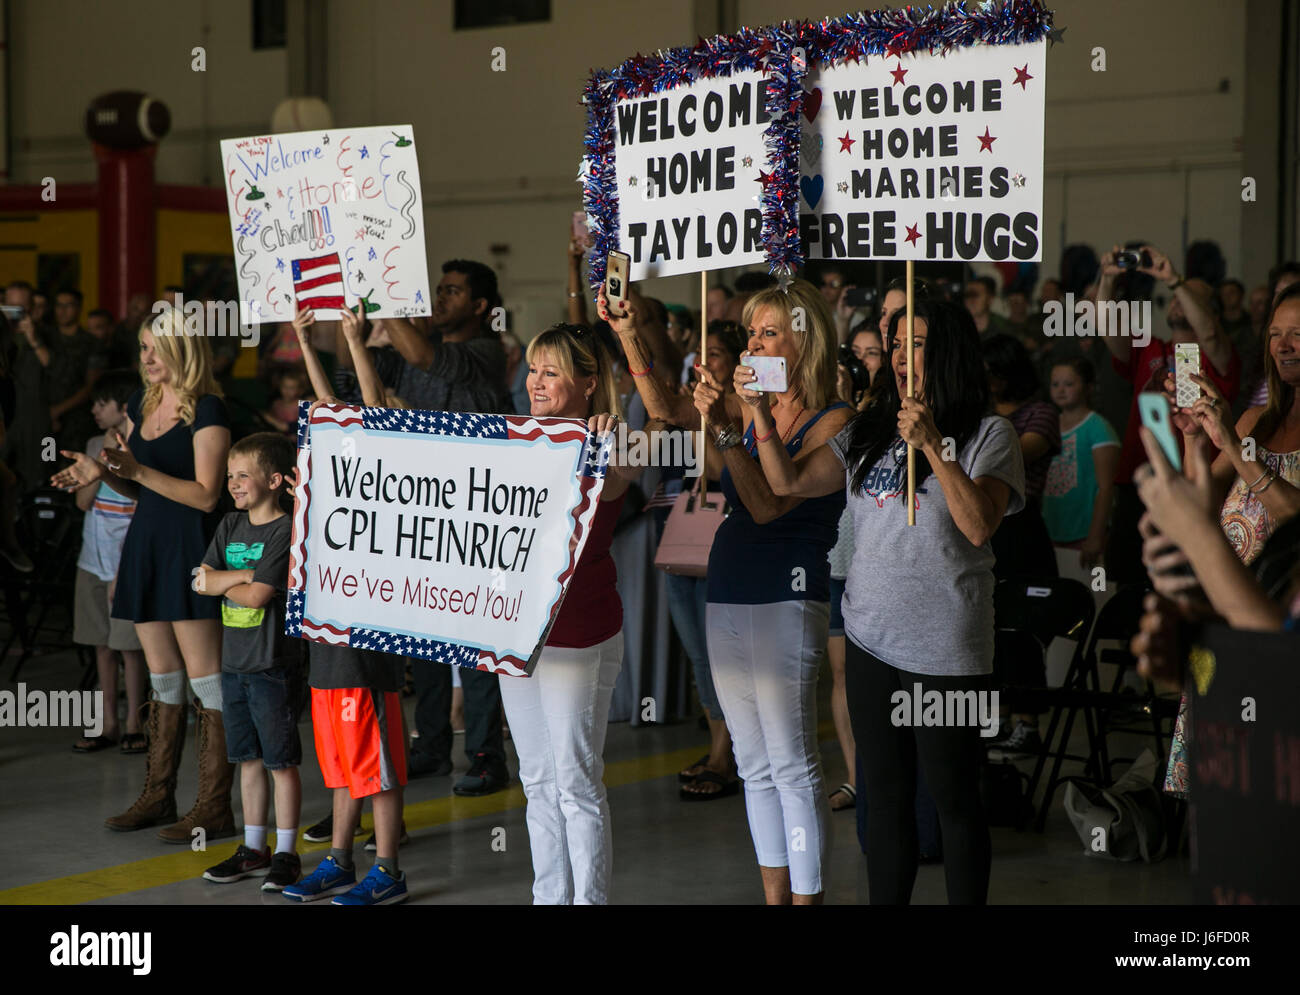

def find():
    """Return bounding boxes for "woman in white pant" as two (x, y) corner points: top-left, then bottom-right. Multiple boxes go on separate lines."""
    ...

(692, 279), (852, 904)
(498, 322), (638, 904)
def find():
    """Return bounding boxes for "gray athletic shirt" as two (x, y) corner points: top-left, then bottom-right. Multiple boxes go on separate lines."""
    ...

(827, 415), (1025, 676)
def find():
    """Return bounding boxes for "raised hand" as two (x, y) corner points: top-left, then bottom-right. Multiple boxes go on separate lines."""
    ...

(732, 354), (764, 408)
(100, 430), (141, 481)
(597, 287), (634, 332)
(50, 449), (104, 491)
(898, 396), (941, 451)
(340, 299), (366, 342)
(1184, 373), (1236, 451)
(291, 306), (316, 340)
(693, 364), (731, 428)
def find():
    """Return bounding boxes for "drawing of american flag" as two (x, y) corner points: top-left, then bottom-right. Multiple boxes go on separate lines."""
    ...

(292, 252), (345, 310)
(285, 403), (612, 676)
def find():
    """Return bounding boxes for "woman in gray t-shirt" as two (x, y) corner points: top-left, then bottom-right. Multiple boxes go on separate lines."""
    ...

(743, 299), (1025, 905)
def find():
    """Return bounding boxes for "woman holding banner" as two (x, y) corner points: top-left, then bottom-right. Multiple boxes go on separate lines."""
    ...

(51, 308), (234, 843)
(690, 278), (851, 905)
(500, 322), (639, 905)
(749, 299), (1025, 905)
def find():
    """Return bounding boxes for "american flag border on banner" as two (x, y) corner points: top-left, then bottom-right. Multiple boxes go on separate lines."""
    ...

(286, 401), (613, 677)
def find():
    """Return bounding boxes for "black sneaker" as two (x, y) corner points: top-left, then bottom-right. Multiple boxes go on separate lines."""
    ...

(261, 851), (302, 891)
(408, 749), (453, 779)
(363, 822), (410, 852)
(202, 844), (271, 883)
(986, 721), (1043, 761)
(302, 814), (365, 843)
(453, 753), (508, 797)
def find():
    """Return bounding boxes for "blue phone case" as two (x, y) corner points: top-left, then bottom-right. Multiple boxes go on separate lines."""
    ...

(1137, 392), (1181, 472)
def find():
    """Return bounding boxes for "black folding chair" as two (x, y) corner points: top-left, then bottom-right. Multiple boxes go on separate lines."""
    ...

(4, 488), (83, 679)
(991, 578), (1100, 831)
(1082, 584), (1179, 774)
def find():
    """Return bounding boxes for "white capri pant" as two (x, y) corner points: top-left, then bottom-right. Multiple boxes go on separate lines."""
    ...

(499, 631), (624, 905)
(706, 600), (831, 895)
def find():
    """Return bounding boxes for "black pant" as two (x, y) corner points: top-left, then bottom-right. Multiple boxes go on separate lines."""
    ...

(412, 661), (507, 774)
(845, 640), (991, 905)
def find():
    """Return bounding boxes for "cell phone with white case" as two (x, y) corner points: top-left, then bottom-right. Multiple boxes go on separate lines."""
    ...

(1174, 342), (1202, 409)
(741, 355), (788, 393)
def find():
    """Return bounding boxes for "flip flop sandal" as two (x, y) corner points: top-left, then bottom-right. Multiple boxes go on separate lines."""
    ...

(679, 770), (740, 801)
(72, 734), (119, 753)
(120, 733), (148, 754)
(829, 783), (857, 811)
(678, 754), (711, 784)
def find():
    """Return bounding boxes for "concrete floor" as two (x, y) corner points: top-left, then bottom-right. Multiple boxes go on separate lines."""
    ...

(0, 645), (1191, 905)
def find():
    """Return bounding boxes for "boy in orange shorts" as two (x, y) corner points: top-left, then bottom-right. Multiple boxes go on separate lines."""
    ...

(283, 645), (409, 904)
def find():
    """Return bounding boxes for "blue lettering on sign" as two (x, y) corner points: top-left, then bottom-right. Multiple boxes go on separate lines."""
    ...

(233, 138), (324, 182)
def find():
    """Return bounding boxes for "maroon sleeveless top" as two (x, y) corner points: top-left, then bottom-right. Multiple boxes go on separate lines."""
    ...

(547, 492), (626, 648)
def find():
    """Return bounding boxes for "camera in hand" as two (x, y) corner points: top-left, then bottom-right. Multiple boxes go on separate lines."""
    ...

(843, 287), (878, 311)
(1116, 248), (1153, 270)
(837, 342), (871, 403)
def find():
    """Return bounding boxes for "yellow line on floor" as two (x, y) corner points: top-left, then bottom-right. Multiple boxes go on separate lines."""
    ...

(1, 726), (838, 905)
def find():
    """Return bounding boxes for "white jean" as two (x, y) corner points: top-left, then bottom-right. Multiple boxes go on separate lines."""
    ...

(499, 631), (624, 904)
(706, 601), (831, 895)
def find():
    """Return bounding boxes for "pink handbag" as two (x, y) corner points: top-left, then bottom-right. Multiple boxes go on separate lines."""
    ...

(653, 482), (729, 577)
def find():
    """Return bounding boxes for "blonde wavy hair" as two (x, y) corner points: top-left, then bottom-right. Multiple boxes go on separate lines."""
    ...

(525, 323), (622, 419)
(741, 277), (838, 411)
(140, 307), (222, 425)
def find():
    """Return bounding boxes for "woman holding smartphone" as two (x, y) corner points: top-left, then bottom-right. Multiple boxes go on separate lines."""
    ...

(749, 298), (1025, 905)
(690, 278), (851, 904)
(51, 308), (233, 843)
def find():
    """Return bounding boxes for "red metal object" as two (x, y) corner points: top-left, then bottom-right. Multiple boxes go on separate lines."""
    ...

(93, 142), (156, 320)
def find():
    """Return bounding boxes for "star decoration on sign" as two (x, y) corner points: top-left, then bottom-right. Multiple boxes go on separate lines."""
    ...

(1013, 65), (1033, 89)
(322, 135), (330, 145)
(628, 175), (638, 186)
(890, 62), (908, 86)
(838, 132), (855, 153)
(1047, 26), (1067, 47)
(977, 127), (997, 153)
(360, 146), (369, 159)
(885, 38), (907, 59)
(777, 272), (794, 293)
(1012, 173), (1026, 188)
(756, 170), (773, 188)
(742, 155), (753, 168)
(905, 224), (922, 247)
(836, 181), (849, 194)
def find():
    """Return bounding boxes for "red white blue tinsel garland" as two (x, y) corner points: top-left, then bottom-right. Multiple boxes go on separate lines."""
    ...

(580, 0), (1052, 293)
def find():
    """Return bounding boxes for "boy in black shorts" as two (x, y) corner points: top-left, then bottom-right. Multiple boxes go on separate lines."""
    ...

(194, 432), (304, 891)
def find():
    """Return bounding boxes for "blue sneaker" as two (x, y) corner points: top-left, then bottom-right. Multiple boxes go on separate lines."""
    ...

(331, 862), (408, 906)
(282, 855), (356, 902)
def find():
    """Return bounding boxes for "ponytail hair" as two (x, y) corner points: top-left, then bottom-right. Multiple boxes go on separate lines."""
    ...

(525, 323), (622, 419)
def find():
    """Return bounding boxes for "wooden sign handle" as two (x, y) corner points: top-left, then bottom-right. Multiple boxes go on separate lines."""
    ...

(906, 259), (916, 527)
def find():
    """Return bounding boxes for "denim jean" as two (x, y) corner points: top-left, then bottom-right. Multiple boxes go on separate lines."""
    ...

(665, 572), (722, 720)
(221, 665), (304, 769)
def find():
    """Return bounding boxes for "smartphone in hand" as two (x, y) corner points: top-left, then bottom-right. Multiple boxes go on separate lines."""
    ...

(605, 250), (631, 315)
(1138, 391), (1181, 472)
(741, 355), (788, 393)
(1173, 342), (1202, 409)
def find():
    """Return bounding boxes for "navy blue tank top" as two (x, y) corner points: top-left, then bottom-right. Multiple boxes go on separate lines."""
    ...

(707, 403), (848, 605)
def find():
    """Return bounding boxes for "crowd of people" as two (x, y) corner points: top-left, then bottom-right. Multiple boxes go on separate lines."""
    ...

(5, 226), (1298, 905)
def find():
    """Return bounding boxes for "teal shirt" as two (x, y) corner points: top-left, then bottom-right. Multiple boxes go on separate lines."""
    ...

(1042, 412), (1120, 544)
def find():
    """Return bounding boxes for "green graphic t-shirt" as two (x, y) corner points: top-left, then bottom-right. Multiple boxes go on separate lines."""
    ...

(203, 512), (293, 674)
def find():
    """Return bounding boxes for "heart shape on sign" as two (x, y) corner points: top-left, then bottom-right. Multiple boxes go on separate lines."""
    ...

(801, 174), (824, 210)
(802, 88), (822, 122)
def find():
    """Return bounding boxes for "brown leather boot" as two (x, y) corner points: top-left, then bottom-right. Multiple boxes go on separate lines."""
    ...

(105, 699), (186, 832)
(158, 701), (237, 845)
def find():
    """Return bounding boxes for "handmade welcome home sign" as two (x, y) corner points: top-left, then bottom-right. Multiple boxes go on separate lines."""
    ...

(286, 403), (614, 676)
(582, 1), (1052, 522)
(220, 125), (430, 324)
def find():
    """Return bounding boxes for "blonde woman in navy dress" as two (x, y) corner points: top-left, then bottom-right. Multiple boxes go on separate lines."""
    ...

(53, 308), (233, 843)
